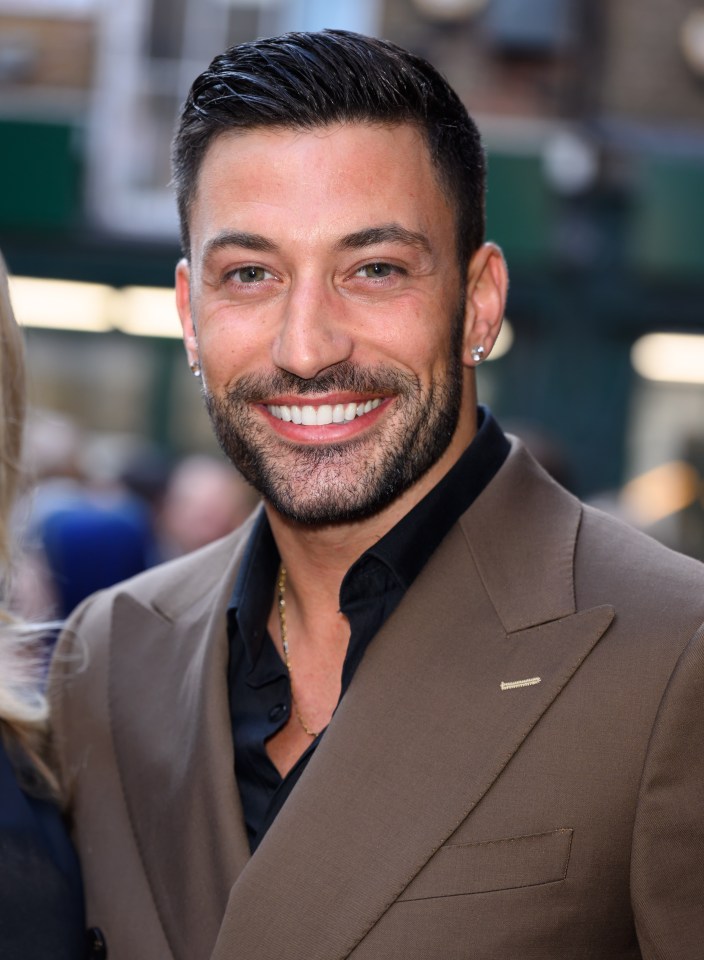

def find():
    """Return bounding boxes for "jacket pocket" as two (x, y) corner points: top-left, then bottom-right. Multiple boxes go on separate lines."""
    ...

(397, 828), (573, 901)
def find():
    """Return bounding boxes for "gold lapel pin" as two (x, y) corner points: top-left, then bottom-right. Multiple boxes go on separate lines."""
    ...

(500, 677), (542, 691)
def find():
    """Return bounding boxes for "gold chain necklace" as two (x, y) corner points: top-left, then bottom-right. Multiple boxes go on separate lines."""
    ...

(277, 565), (319, 738)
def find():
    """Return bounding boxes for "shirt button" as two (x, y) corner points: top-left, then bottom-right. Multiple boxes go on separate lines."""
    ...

(269, 703), (287, 722)
(86, 927), (108, 959)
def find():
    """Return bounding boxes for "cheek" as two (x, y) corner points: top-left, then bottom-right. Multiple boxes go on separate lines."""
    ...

(200, 331), (239, 378)
(348, 295), (422, 347)
(197, 309), (272, 376)
(362, 307), (455, 379)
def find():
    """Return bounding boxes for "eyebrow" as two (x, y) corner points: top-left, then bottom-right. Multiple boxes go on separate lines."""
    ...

(202, 230), (279, 263)
(336, 224), (432, 254)
(201, 222), (432, 263)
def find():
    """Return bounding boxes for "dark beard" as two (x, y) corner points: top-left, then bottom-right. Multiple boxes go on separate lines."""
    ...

(204, 309), (465, 527)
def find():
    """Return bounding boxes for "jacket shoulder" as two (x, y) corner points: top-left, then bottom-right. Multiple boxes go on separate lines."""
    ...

(577, 502), (704, 600)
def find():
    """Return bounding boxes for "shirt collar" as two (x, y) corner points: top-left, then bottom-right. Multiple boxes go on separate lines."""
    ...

(228, 509), (280, 670)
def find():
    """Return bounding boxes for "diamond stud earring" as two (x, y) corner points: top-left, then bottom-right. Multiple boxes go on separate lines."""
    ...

(470, 345), (485, 365)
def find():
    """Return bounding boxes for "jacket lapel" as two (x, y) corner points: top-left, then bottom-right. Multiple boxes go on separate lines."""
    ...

(212, 444), (615, 960)
(108, 526), (254, 960)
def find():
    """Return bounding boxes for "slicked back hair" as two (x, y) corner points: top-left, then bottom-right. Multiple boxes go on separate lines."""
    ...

(171, 30), (486, 268)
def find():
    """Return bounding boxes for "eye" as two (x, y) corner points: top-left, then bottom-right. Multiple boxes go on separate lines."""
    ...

(230, 266), (272, 283)
(354, 262), (398, 279)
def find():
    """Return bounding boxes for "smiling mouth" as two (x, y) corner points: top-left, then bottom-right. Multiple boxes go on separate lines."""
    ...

(266, 398), (383, 426)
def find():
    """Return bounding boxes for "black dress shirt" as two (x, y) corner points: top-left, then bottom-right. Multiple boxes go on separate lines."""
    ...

(227, 406), (510, 850)
(0, 738), (86, 958)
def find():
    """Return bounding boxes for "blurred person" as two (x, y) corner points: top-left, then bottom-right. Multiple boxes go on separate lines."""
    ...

(37, 493), (154, 619)
(11, 410), (85, 620)
(51, 32), (704, 960)
(158, 454), (258, 558)
(16, 423), (158, 620)
(0, 254), (85, 958)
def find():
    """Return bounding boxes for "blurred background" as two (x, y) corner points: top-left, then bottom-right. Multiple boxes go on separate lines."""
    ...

(1, 0), (703, 599)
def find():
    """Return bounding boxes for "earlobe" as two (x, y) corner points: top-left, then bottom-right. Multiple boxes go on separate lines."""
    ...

(461, 243), (509, 367)
(175, 258), (200, 370)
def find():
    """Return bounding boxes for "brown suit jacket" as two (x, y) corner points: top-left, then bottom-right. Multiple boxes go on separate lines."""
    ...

(50, 440), (704, 959)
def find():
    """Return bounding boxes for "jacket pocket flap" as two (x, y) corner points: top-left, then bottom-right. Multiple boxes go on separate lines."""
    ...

(398, 828), (573, 901)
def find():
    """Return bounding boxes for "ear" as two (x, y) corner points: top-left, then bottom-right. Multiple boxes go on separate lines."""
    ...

(175, 258), (199, 368)
(461, 243), (509, 368)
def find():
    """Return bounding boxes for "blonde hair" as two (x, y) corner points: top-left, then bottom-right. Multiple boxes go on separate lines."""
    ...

(0, 253), (56, 792)
(0, 252), (25, 569)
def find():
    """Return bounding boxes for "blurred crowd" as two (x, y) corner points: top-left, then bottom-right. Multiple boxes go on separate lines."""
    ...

(11, 409), (258, 622)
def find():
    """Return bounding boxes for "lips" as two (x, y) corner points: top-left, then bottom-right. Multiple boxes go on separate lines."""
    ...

(266, 398), (382, 426)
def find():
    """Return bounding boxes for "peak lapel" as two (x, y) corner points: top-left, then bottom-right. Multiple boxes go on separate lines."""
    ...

(109, 536), (252, 960)
(212, 452), (615, 960)
(459, 438), (585, 633)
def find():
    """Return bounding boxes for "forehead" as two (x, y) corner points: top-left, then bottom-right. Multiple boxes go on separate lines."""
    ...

(188, 122), (453, 253)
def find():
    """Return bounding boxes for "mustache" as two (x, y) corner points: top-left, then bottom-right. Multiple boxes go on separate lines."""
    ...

(221, 362), (418, 402)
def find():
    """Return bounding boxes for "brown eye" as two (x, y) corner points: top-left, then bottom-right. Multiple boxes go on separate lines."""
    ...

(357, 263), (395, 279)
(233, 266), (270, 283)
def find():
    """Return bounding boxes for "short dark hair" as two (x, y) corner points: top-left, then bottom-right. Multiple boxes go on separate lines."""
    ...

(171, 30), (485, 266)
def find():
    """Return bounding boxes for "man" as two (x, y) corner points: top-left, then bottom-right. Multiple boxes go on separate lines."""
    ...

(51, 30), (704, 960)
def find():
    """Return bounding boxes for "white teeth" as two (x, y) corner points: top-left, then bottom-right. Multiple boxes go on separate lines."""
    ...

(268, 397), (381, 426)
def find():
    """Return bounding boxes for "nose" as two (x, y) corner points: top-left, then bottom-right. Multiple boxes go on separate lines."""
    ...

(271, 278), (353, 380)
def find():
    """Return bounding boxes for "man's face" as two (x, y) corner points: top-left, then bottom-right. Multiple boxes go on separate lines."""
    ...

(177, 123), (483, 525)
